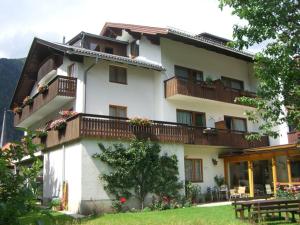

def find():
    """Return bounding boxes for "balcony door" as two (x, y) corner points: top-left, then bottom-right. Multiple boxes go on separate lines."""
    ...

(175, 65), (203, 83)
(177, 110), (206, 127)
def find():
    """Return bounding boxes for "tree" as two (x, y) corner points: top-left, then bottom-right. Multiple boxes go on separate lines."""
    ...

(0, 130), (42, 225)
(220, 0), (300, 138)
(93, 138), (182, 209)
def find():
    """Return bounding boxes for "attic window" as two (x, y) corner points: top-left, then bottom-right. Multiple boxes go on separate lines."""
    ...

(105, 47), (114, 54)
(130, 40), (139, 58)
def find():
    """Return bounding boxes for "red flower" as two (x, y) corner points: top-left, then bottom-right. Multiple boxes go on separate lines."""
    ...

(120, 197), (126, 204)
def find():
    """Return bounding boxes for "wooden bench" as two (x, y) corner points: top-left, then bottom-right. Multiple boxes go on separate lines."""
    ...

(232, 196), (268, 219)
(250, 199), (300, 223)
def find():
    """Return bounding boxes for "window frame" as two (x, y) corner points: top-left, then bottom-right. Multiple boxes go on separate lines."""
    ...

(109, 104), (127, 118)
(67, 63), (76, 77)
(104, 47), (114, 54)
(221, 76), (244, 90)
(109, 65), (127, 85)
(130, 40), (139, 58)
(174, 65), (203, 83)
(176, 109), (206, 127)
(224, 115), (247, 132)
(184, 158), (203, 182)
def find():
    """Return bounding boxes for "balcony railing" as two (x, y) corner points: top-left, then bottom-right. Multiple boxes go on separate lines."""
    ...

(33, 114), (269, 150)
(37, 55), (63, 81)
(288, 131), (300, 144)
(14, 76), (77, 126)
(164, 76), (256, 105)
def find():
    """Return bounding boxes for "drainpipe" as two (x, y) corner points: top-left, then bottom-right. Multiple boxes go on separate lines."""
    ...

(0, 108), (7, 147)
(83, 57), (99, 113)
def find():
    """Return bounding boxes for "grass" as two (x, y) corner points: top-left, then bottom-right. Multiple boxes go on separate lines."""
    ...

(18, 205), (298, 225)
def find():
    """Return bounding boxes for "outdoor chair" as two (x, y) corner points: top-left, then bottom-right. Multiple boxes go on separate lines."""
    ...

(265, 184), (273, 196)
(230, 188), (240, 199)
(237, 186), (248, 198)
(219, 184), (229, 200)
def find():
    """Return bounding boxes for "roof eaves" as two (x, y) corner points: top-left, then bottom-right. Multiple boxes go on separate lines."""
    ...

(167, 28), (254, 60)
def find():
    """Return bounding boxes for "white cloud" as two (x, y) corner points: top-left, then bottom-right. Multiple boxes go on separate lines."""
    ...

(0, 0), (252, 58)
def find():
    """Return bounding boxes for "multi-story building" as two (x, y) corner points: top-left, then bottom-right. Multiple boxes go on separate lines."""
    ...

(11, 23), (299, 214)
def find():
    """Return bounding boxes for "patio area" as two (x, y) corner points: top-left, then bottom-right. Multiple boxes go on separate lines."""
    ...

(220, 143), (300, 198)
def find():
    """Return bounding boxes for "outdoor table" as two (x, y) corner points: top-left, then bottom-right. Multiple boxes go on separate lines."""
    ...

(234, 198), (297, 220)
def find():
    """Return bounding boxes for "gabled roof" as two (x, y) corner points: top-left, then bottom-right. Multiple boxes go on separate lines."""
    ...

(10, 38), (164, 108)
(100, 22), (254, 62)
(36, 38), (164, 71)
(67, 31), (128, 45)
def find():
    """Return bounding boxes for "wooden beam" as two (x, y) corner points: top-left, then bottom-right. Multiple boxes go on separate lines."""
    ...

(248, 161), (254, 197)
(272, 157), (278, 196)
(287, 158), (292, 186)
(224, 159), (228, 185)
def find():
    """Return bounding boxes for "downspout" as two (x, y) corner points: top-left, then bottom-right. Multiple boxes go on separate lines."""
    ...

(83, 57), (99, 113)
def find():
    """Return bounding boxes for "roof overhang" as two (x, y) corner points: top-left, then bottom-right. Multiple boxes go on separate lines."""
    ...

(100, 22), (254, 62)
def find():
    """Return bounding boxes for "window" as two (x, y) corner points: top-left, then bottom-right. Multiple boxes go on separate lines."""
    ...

(291, 160), (300, 182)
(109, 105), (127, 118)
(185, 159), (203, 182)
(104, 47), (114, 54)
(174, 65), (203, 82)
(224, 116), (247, 132)
(109, 65), (127, 84)
(130, 40), (139, 58)
(67, 64), (76, 77)
(221, 76), (244, 90)
(177, 110), (205, 127)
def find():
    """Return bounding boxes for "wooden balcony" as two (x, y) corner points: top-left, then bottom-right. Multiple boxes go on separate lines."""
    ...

(288, 131), (300, 144)
(34, 114), (269, 150)
(37, 55), (63, 81)
(14, 76), (77, 127)
(164, 76), (256, 105)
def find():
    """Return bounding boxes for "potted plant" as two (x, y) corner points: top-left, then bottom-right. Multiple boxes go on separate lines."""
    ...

(23, 96), (33, 106)
(59, 110), (78, 118)
(36, 128), (48, 138)
(50, 198), (62, 211)
(129, 117), (151, 126)
(49, 118), (67, 131)
(37, 84), (48, 94)
(204, 76), (214, 87)
(13, 106), (22, 114)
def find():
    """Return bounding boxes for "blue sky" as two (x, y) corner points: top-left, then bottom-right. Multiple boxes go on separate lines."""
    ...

(0, 0), (261, 58)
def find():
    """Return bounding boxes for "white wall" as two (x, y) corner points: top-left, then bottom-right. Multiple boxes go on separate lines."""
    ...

(80, 139), (185, 202)
(137, 36), (162, 64)
(184, 145), (226, 191)
(160, 38), (256, 92)
(43, 142), (82, 212)
(85, 60), (157, 119)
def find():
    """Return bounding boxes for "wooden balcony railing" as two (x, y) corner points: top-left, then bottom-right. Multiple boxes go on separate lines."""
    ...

(14, 76), (77, 126)
(288, 131), (300, 144)
(34, 114), (269, 150)
(37, 55), (63, 81)
(164, 76), (256, 105)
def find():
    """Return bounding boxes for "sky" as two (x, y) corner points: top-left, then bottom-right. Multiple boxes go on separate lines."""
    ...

(0, 0), (261, 58)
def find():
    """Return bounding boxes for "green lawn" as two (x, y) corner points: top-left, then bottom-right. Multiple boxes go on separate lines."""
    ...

(19, 205), (298, 225)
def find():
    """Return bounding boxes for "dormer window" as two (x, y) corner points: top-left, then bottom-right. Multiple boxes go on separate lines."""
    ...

(130, 40), (139, 58)
(104, 47), (114, 54)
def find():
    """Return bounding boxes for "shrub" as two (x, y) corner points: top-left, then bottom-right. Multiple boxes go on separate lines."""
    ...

(36, 128), (48, 138)
(93, 138), (182, 210)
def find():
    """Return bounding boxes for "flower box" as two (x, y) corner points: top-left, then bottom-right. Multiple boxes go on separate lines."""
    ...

(36, 128), (48, 138)
(59, 110), (78, 118)
(49, 118), (67, 131)
(23, 96), (33, 106)
(13, 107), (22, 114)
(37, 84), (48, 94)
(129, 117), (151, 126)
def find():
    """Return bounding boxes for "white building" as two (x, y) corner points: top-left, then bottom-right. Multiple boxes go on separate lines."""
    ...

(11, 23), (297, 214)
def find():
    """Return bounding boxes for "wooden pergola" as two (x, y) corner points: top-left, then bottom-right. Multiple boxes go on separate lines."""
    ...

(220, 143), (300, 197)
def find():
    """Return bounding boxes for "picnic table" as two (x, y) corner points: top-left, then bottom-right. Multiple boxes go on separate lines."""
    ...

(233, 198), (300, 223)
